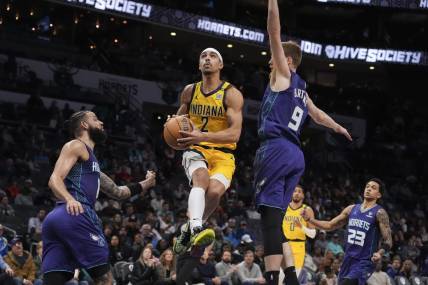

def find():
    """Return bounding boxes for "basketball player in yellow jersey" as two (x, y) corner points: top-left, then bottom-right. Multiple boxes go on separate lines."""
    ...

(281, 186), (316, 283)
(172, 48), (243, 259)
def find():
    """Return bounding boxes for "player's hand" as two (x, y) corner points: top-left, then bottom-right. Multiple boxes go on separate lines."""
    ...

(140, 170), (156, 191)
(335, 125), (353, 141)
(66, 198), (84, 216)
(371, 252), (382, 263)
(257, 276), (266, 284)
(177, 126), (205, 148)
(5, 267), (14, 276)
(301, 208), (310, 222)
(212, 277), (222, 285)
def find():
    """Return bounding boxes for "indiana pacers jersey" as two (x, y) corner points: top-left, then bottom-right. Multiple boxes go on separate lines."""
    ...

(283, 204), (308, 241)
(189, 81), (236, 150)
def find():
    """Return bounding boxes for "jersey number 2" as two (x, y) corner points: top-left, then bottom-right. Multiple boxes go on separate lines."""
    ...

(201, 116), (209, 132)
(348, 229), (366, 247)
(288, 106), (304, 132)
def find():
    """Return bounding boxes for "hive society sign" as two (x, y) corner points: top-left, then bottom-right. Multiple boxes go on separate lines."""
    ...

(66, 0), (152, 17)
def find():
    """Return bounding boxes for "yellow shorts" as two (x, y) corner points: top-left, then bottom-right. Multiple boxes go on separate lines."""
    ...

(289, 241), (306, 269)
(182, 145), (235, 189)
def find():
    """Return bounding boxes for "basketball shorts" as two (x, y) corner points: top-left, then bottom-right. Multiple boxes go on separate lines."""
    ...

(42, 203), (109, 274)
(254, 138), (305, 211)
(182, 145), (235, 189)
(289, 241), (306, 269)
(338, 255), (375, 285)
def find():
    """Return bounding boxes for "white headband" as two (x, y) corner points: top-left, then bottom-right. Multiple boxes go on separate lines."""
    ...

(201, 47), (223, 63)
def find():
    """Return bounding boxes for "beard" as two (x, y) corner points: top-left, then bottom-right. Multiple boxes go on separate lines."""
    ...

(292, 198), (301, 203)
(88, 126), (107, 144)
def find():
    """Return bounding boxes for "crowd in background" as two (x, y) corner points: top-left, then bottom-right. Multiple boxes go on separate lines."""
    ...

(0, 10), (427, 283)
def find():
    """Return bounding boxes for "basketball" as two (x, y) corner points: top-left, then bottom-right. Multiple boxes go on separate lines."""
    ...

(163, 115), (194, 150)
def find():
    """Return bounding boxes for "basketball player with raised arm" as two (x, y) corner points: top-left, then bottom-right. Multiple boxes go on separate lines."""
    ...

(42, 111), (156, 285)
(253, 1), (353, 285)
(171, 48), (243, 284)
(281, 186), (316, 282)
(301, 179), (393, 285)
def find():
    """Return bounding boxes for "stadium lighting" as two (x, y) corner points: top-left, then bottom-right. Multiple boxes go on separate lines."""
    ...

(122, 20), (127, 24)
(49, 23), (53, 28)
(110, 17), (115, 22)
(32, 27), (36, 31)
(30, 10), (34, 16)
(95, 20), (100, 29)
(89, 45), (95, 50)
(369, 66), (375, 70)
(261, 51), (268, 56)
(149, 35), (153, 40)
(240, 54), (244, 58)
(114, 38), (119, 43)
(6, 5), (10, 12)
(170, 32), (177, 36)
(329, 63), (335, 67)
(227, 44), (233, 48)
(0, 18), (2, 25)
(15, 13), (19, 21)
(74, 18), (79, 24)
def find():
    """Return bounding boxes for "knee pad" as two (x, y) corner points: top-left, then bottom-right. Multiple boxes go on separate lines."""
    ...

(260, 206), (287, 256)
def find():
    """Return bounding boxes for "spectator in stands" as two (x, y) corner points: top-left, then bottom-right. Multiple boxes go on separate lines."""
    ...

(254, 245), (265, 273)
(315, 230), (329, 253)
(140, 223), (160, 248)
(150, 192), (164, 214)
(331, 258), (341, 276)
(319, 266), (338, 285)
(400, 236), (421, 261)
(130, 232), (144, 261)
(215, 249), (238, 285)
(0, 195), (15, 216)
(0, 224), (9, 256)
(236, 250), (266, 285)
(387, 255), (402, 278)
(236, 220), (252, 241)
(109, 235), (131, 265)
(33, 241), (43, 284)
(27, 209), (46, 242)
(367, 262), (391, 285)
(130, 246), (159, 285)
(0, 252), (15, 285)
(326, 233), (344, 256)
(399, 259), (415, 279)
(14, 179), (35, 206)
(5, 181), (20, 201)
(312, 246), (324, 269)
(155, 248), (176, 285)
(4, 237), (39, 285)
(192, 250), (226, 285)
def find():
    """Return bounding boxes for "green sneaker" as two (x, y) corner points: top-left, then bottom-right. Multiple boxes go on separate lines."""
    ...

(189, 227), (215, 257)
(173, 221), (191, 255)
(190, 227), (215, 247)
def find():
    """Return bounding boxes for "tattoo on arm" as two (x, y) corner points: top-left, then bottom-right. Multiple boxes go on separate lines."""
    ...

(99, 172), (131, 200)
(329, 205), (353, 230)
(377, 209), (393, 249)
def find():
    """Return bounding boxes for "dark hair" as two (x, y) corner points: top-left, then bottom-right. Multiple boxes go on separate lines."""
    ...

(244, 249), (254, 256)
(367, 178), (385, 194)
(67, 111), (89, 138)
(295, 184), (304, 192)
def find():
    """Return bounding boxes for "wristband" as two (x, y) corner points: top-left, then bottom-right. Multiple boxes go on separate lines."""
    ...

(127, 183), (143, 196)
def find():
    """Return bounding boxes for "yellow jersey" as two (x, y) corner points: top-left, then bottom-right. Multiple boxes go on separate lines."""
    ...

(282, 204), (308, 241)
(189, 81), (236, 150)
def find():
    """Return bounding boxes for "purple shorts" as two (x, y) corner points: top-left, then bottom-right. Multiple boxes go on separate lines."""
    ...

(338, 255), (375, 285)
(253, 139), (305, 211)
(42, 203), (109, 274)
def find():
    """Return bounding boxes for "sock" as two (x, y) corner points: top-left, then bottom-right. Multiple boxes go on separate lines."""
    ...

(188, 187), (205, 233)
(283, 266), (299, 285)
(264, 271), (279, 285)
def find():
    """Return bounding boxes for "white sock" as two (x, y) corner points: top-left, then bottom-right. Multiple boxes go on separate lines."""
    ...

(188, 187), (205, 233)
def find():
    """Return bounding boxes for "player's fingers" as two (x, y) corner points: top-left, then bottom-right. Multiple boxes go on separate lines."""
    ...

(78, 203), (84, 214)
(177, 137), (193, 143)
(178, 130), (193, 137)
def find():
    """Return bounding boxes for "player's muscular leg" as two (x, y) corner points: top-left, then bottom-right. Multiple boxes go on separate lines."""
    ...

(191, 168), (210, 189)
(203, 179), (226, 221)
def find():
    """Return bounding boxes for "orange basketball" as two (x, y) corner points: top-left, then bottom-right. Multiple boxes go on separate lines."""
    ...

(163, 115), (194, 150)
